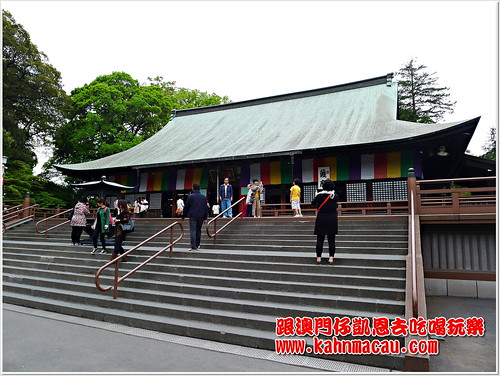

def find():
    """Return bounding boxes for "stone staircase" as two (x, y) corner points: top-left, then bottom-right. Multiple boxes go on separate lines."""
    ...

(2, 216), (408, 370)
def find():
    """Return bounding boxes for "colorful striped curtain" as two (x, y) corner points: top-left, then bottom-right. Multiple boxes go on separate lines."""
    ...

(112, 150), (422, 192)
(240, 150), (421, 186)
(240, 162), (292, 186)
(299, 151), (421, 183)
(112, 168), (209, 193)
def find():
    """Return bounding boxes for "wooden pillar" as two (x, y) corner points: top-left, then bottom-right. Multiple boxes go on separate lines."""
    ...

(22, 192), (30, 218)
(407, 168), (417, 215)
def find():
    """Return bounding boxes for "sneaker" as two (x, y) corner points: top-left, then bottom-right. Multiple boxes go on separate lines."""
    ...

(189, 248), (197, 251)
(91, 248), (98, 254)
(100, 249), (107, 254)
(299, 214), (303, 217)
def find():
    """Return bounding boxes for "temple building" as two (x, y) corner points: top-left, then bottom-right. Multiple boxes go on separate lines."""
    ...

(55, 74), (493, 216)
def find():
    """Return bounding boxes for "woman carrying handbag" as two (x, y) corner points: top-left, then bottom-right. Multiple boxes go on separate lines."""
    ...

(111, 199), (132, 262)
(311, 179), (339, 265)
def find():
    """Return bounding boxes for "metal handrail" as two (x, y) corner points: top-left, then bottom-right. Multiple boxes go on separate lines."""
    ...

(35, 208), (72, 237)
(95, 221), (184, 299)
(206, 196), (245, 244)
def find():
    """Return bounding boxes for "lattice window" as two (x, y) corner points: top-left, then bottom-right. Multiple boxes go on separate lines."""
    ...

(346, 182), (367, 202)
(149, 193), (162, 209)
(373, 180), (407, 201)
(302, 184), (317, 203)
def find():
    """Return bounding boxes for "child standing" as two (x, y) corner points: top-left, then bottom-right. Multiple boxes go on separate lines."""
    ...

(290, 179), (302, 217)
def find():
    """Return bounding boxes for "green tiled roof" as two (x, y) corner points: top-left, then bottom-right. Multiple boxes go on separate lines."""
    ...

(55, 75), (478, 172)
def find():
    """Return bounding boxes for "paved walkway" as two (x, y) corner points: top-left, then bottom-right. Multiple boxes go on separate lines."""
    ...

(2, 296), (496, 374)
(426, 296), (496, 372)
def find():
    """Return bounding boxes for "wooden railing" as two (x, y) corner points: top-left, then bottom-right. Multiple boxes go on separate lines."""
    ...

(416, 177), (496, 215)
(206, 197), (245, 244)
(35, 208), (73, 237)
(261, 200), (408, 217)
(405, 168), (429, 371)
(261, 203), (317, 217)
(2, 204), (39, 229)
(337, 200), (408, 216)
(95, 221), (184, 299)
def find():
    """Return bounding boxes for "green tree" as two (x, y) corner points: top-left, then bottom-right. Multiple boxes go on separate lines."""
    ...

(481, 127), (496, 160)
(50, 73), (230, 166)
(2, 10), (70, 167)
(3, 160), (78, 208)
(396, 58), (456, 124)
(147, 76), (230, 109)
(51, 72), (172, 165)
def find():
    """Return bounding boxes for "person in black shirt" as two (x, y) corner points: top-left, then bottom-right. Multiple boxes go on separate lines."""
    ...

(182, 184), (208, 251)
(110, 200), (131, 261)
(311, 179), (338, 265)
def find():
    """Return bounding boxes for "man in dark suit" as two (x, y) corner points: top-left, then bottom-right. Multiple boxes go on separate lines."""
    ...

(182, 184), (208, 251)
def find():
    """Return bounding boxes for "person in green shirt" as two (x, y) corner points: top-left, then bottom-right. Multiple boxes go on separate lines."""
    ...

(91, 197), (111, 254)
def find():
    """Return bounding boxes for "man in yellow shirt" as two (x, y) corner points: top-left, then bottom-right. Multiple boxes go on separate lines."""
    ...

(290, 179), (302, 217)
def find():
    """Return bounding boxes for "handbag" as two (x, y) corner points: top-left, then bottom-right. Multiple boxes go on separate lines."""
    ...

(120, 220), (135, 233)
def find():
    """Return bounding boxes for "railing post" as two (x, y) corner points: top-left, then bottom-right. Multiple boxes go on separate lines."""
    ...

(407, 168), (417, 215)
(169, 226), (174, 257)
(22, 192), (30, 218)
(451, 191), (460, 212)
(113, 263), (119, 299)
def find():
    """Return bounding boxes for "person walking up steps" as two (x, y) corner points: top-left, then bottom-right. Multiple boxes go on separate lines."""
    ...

(70, 197), (90, 245)
(110, 199), (131, 262)
(182, 184), (208, 251)
(91, 197), (111, 254)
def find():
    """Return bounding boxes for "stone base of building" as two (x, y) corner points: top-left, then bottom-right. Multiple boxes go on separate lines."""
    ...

(425, 278), (495, 299)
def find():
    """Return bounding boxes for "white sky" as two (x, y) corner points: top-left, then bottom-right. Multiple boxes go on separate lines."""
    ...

(2, 0), (498, 172)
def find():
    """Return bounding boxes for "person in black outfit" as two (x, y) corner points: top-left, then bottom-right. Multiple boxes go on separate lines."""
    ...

(311, 179), (338, 265)
(110, 200), (131, 262)
(182, 183), (208, 251)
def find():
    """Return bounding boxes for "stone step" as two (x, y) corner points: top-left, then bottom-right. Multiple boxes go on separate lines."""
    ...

(2, 282), (405, 332)
(3, 274), (405, 315)
(2, 243), (407, 268)
(3, 256), (405, 289)
(2, 250), (406, 278)
(2, 264), (405, 301)
(1, 291), (405, 370)
(2, 217), (410, 371)
(3, 242), (408, 257)
(4, 234), (409, 248)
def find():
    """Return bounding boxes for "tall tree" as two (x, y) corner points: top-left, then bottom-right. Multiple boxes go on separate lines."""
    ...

(2, 10), (70, 167)
(481, 127), (496, 160)
(50, 73), (230, 166)
(51, 72), (172, 165)
(396, 58), (456, 124)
